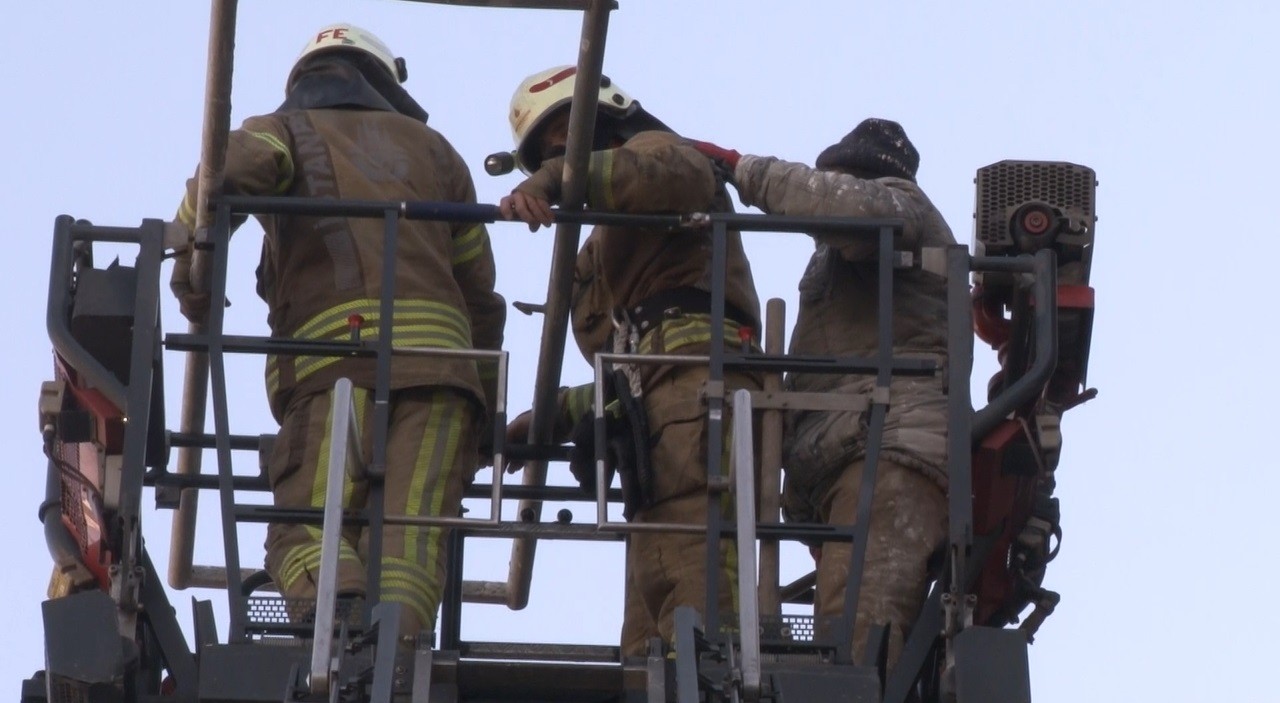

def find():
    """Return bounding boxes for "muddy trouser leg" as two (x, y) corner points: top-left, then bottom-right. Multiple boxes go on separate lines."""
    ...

(630, 493), (739, 648)
(357, 387), (477, 639)
(620, 537), (661, 658)
(265, 388), (373, 611)
(629, 367), (758, 648)
(814, 459), (947, 668)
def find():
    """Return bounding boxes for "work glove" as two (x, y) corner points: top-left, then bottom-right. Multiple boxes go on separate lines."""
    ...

(169, 249), (211, 325)
(500, 158), (564, 231)
(566, 412), (603, 491)
(502, 410), (533, 474)
(684, 139), (742, 182)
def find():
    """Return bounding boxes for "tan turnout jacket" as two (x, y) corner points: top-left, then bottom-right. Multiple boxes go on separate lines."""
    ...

(177, 108), (506, 421)
(516, 130), (762, 444)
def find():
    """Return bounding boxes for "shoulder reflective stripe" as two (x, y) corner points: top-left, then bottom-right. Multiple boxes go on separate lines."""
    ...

(177, 194), (197, 228)
(452, 224), (486, 266)
(588, 150), (616, 211)
(247, 130), (295, 194)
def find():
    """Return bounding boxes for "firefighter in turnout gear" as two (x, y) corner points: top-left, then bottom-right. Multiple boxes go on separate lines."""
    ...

(170, 23), (506, 638)
(688, 119), (953, 666)
(499, 66), (762, 658)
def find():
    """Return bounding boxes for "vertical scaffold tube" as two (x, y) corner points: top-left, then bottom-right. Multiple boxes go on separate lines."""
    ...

(758, 298), (785, 617)
(168, 0), (238, 590)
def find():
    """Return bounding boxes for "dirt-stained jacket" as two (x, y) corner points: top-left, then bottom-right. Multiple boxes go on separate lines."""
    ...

(732, 154), (956, 508)
(177, 108), (506, 422)
(515, 131), (761, 444)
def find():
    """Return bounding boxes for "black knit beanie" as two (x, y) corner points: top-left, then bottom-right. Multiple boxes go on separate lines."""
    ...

(814, 118), (919, 182)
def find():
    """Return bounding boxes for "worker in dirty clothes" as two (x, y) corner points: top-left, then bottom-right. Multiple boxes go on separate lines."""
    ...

(688, 119), (953, 666)
(170, 24), (506, 638)
(499, 66), (762, 658)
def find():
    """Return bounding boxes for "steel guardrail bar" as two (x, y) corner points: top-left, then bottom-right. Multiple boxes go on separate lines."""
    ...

(758, 299), (784, 617)
(732, 389), (761, 700)
(309, 378), (358, 696)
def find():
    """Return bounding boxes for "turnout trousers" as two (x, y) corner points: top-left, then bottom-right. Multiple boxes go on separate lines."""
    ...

(264, 384), (477, 638)
(621, 366), (760, 657)
(814, 458), (947, 667)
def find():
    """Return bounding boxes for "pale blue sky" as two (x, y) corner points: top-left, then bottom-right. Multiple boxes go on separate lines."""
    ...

(6, 2), (1277, 701)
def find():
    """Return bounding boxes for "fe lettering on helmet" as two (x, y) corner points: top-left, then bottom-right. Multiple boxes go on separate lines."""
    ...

(294, 23), (408, 84)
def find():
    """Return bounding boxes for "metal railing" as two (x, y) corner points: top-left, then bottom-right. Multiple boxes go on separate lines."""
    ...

(308, 379), (361, 697)
(168, 0), (619, 608)
(731, 389), (762, 702)
(47, 206), (1064, 703)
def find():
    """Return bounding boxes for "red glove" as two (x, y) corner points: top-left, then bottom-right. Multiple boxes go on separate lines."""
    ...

(685, 139), (741, 172)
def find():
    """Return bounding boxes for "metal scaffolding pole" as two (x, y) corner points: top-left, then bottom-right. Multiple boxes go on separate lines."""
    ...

(168, 0), (237, 590)
(758, 298), (785, 617)
(505, 0), (613, 610)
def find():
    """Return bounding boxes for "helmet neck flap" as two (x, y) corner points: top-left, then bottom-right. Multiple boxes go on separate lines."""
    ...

(277, 52), (429, 123)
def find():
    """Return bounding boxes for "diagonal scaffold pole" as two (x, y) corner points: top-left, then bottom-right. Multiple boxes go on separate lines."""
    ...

(506, 0), (614, 610)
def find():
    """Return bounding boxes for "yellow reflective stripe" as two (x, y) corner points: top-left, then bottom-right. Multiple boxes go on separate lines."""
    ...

(588, 150), (616, 210)
(382, 555), (435, 582)
(291, 358), (335, 384)
(310, 397), (337, 506)
(246, 130), (295, 194)
(636, 313), (749, 355)
(292, 330), (471, 382)
(293, 299), (382, 339)
(294, 299), (470, 341)
(380, 592), (433, 629)
(381, 557), (439, 626)
(718, 419), (739, 611)
(378, 584), (434, 625)
(279, 545), (321, 588)
(265, 358), (280, 399)
(403, 395), (462, 574)
(268, 299), (474, 385)
(564, 384), (593, 426)
(307, 386), (367, 504)
(452, 224), (486, 266)
(423, 403), (461, 581)
(178, 194), (197, 228)
(290, 297), (471, 340)
(278, 542), (361, 592)
(403, 401), (440, 560)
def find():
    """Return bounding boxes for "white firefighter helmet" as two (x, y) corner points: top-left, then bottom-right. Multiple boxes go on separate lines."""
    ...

(509, 65), (637, 173)
(290, 23), (408, 85)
